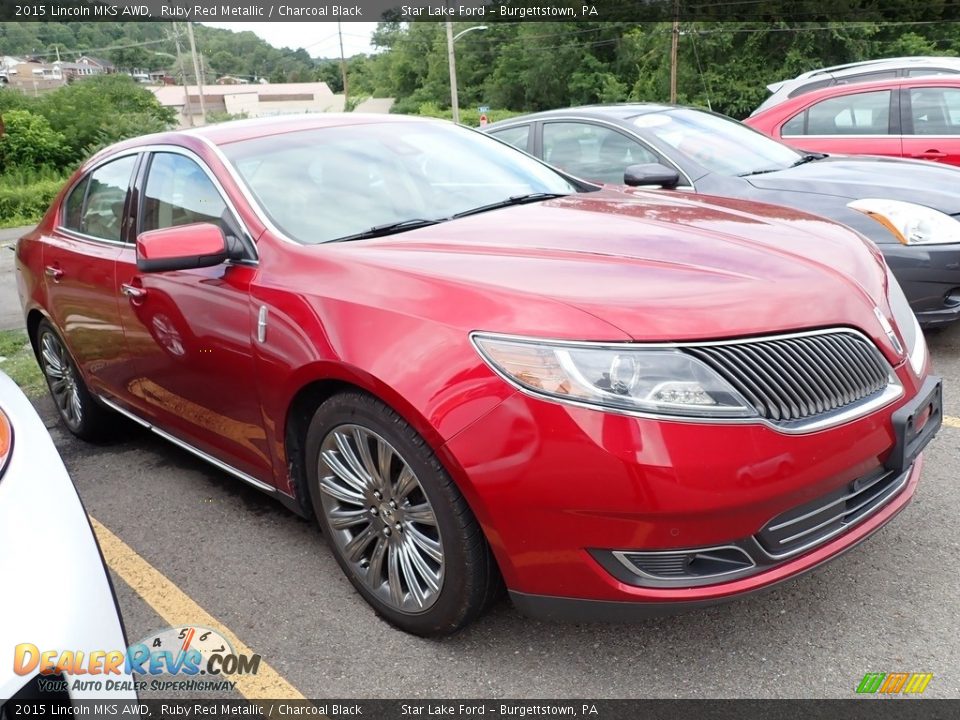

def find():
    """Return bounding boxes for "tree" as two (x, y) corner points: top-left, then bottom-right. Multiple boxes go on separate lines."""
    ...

(38, 75), (176, 161)
(0, 109), (67, 170)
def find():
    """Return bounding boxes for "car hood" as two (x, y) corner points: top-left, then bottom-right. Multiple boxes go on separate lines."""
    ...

(355, 190), (893, 344)
(745, 156), (960, 214)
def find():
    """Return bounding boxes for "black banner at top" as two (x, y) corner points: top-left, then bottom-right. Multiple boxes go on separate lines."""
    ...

(1, 700), (959, 720)
(2, 0), (960, 23)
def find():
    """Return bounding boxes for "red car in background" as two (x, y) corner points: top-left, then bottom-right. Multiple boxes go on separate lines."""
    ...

(16, 115), (942, 635)
(745, 76), (960, 165)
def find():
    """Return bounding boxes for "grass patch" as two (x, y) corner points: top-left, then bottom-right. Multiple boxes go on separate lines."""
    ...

(0, 329), (45, 397)
(0, 167), (67, 229)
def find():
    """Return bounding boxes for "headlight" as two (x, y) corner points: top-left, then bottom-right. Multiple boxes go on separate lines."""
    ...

(0, 408), (11, 479)
(471, 334), (757, 418)
(885, 269), (927, 376)
(848, 198), (960, 246)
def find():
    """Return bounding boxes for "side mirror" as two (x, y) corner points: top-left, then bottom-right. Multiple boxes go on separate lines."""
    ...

(623, 163), (681, 188)
(137, 223), (229, 273)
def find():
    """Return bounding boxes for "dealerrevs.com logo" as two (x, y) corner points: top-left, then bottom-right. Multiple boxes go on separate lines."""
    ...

(13, 626), (261, 693)
(856, 672), (934, 695)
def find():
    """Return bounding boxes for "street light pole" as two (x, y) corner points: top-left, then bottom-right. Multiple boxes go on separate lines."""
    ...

(445, 23), (488, 125)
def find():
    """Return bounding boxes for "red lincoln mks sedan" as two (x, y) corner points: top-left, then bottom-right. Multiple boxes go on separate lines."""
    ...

(17, 115), (942, 636)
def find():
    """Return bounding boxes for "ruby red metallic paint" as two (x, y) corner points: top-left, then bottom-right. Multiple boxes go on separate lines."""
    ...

(17, 116), (938, 621)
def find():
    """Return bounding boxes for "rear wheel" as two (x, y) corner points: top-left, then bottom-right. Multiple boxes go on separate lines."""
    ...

(305, 391), (499, 636)
(35, 320), (115, 441)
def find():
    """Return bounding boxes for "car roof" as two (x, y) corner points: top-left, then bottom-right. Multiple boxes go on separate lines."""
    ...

(184, 112), (444, 145)
(102, 113), (447, 155)
(485, 104), (676, 128)
(789, 56), (960, 83)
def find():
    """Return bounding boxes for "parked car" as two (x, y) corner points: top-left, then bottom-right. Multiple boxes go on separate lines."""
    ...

(745, 76), (960, 166)
(0, 371), (136, 705)
(18, 115), (942, 635)
(753, 56), (960, 116)
(484, 104), (960, 327)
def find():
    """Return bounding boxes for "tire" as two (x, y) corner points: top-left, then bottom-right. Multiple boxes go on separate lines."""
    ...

(305, 391), (500, 636)
(35, 320), (116, 441)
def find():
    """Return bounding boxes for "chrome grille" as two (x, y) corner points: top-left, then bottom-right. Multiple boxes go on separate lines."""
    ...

(684, 330), (891, 424)
(756, 467), (908, 557)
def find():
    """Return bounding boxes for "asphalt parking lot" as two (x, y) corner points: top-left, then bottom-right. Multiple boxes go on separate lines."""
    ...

(10, 220), (960, 699)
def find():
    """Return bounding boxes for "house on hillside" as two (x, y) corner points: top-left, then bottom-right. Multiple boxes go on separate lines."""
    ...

(76, 56), (115, 74)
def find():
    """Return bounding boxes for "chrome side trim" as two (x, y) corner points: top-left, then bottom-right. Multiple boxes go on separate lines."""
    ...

(97, 395), (276, 494)
(257, 305), (268, 343)
(469, 327), (904, 435)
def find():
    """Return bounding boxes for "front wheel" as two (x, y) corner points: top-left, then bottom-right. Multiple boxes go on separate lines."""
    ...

(305, 391), (499, 636)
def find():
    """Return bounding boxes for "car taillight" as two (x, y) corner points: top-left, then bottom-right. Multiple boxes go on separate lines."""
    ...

(0, 408), (11, 478)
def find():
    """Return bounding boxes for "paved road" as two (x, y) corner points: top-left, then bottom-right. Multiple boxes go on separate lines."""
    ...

(0, 226), (33, 331)
(24, 322), (959, 700)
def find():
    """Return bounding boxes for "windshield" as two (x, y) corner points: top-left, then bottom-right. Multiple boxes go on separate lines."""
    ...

(220, 121), (577, 244)
(632, 109), (803, 177)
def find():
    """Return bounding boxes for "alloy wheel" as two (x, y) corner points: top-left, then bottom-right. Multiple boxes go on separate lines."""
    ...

(39, 330), (83, 430)
(317, 424), (444, 614)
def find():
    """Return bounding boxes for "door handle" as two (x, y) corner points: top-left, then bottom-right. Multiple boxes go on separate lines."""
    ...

(44, 265), (63, 281)
(913, 150), (947, 159)
(120, 283), (147, 300)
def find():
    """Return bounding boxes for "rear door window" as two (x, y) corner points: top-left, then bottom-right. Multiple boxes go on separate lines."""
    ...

(907, 87), (960, 134)
(800, 90), (892, 135)
(78, 156), (137, 242)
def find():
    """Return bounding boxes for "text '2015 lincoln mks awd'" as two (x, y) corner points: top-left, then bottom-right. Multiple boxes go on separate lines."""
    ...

(16, 115), (942, 635)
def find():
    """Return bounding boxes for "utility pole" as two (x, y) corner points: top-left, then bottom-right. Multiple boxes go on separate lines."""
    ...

(185, 21), (207, 123)
(669, 7), (679, 104)
(171, 23), (193, 127)
(446, 21), (459, 124)
(338, 21), (349, 108)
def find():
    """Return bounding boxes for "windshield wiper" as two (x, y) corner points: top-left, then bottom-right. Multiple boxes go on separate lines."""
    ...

(452, 192), (570, 219)
(737, 167), (784, 177)
(330, 218), (445, 243)
(789, 152), (827, 167)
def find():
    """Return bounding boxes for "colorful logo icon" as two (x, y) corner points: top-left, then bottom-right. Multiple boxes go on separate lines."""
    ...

(856, 672), (933, 695)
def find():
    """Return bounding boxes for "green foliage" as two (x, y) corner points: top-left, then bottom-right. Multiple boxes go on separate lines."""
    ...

(406, 102), (525, 127)
(0, 21), (319, 83)
(344, 94), (370, 113)
(0, 330), (45, 397)
(0, 110), (67, 169)
(36, 75), (176, 162)
(206, 110), (250, 124)
(0, 171), (66, 226)
(368, 20), (960, 120)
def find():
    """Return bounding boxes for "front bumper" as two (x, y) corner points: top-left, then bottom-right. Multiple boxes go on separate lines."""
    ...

(509, 457), (921, 622)
(882, 242), (960, 328)
(442, 371), (937, 612)
(0, 373), (135, 702)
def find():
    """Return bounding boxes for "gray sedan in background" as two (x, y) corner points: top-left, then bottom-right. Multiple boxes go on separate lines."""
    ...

(484, 104), (960, 328)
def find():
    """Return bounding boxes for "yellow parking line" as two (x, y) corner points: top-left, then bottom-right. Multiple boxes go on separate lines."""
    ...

(90, 517), (305, 701)
(945, 415), (960, 429)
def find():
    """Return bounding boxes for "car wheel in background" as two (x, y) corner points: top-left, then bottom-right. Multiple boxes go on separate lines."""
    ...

(305, 391), (500, 636)
(35, 320), (115, 441)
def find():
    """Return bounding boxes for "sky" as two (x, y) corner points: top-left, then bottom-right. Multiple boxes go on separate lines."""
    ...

(202, 23), (379, 59)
